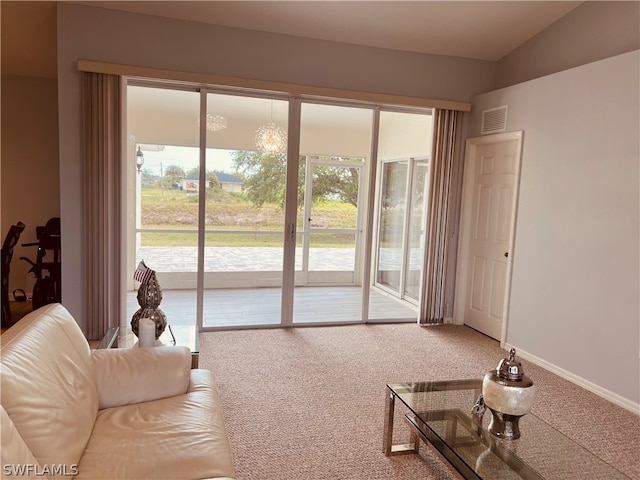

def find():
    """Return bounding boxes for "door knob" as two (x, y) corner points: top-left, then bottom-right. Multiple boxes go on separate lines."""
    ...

(504, 252), (509, 258)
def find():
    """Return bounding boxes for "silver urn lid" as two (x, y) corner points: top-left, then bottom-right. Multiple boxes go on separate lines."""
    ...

(487, 348), (533, 387)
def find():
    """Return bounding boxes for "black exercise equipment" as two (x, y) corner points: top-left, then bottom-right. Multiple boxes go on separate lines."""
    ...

(20, 217), (61, 310)
(1, 221), (26, 328)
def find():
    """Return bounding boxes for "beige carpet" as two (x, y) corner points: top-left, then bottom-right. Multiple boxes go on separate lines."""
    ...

(199, 324), (640, 480)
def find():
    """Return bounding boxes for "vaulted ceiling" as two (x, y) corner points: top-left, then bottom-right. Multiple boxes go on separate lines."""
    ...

(1, 1), (583, 79)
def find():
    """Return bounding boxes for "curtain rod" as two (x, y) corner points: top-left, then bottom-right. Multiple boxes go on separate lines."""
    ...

(78, 60), (471, 112)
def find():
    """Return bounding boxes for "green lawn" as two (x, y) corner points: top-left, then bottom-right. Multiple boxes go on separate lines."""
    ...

(140, 187), (357, 247)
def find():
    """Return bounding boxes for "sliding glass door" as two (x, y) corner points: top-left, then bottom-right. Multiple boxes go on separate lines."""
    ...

(404, 159), (429, 301)
(369, 110), (433, 321)
(127, 86), (201, 325)
(374, 157), (429, 302)
(127, 81), (434, 328)
(376, 159), (409, 295)
(203, 93), (289, 327)
(293, 102), (371, 324)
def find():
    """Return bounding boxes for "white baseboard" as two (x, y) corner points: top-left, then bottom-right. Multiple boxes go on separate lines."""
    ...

(504, 343), (640, 415)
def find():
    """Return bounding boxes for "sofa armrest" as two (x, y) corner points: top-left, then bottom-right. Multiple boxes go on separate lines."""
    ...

(1, 405), (47, 476)
(91, 346), (191, 409)
(188, 368), (217, 393)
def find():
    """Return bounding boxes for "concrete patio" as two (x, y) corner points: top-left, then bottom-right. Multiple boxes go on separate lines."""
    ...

(129, 246), (420, 327)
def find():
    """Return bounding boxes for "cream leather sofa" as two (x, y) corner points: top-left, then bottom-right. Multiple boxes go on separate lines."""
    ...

(1, 303), (235, 479)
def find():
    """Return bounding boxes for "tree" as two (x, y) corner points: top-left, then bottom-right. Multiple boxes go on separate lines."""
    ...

(232, 151), (287, 207)
(231, 151), (360, 208)
(208, 171), (221, 189)
(185, 166), (199, 179)
(140, 167), (157, 185)
(164, 164), (186, 185)
(312, 165), (359, 206)
(181, 167), (220, 189)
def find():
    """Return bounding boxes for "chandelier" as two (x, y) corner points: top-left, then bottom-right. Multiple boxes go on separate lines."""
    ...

(256, 102), (287, 154)
(198, 113), (228, 132)
(255, 122), (287, 154)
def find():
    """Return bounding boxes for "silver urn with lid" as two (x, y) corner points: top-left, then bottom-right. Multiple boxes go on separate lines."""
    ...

(482, 348), (535, 440)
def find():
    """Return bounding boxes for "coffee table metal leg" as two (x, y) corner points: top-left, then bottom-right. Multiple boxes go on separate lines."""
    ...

(384, 391), (419, 456)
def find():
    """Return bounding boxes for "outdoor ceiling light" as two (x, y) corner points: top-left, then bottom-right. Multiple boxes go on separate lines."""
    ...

(135, 146), (145, 173)
(198, 113), (228, 132)
(256, 101), (287, 154)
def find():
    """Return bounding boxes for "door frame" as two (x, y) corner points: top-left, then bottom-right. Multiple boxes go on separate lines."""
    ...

(453, 131), (524, 346)
(300, 157), (364, 286)
(126, 79), (435, 329)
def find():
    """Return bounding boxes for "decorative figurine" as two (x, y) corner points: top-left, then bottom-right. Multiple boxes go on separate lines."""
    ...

(130, 260), (167, 340)
(482, 348), (536, 440)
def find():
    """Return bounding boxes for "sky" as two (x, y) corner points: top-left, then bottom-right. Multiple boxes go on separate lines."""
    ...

(139, 145), (236, 176)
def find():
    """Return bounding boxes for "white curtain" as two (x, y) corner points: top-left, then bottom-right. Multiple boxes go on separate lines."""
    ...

(420, 109), (462, 325)
(82, 72), (123, 340)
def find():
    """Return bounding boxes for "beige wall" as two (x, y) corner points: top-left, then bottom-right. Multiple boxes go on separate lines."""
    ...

(57, 3), (496, 324)
(1, 74), (60, 297)
(468, 50), (640, 407)
(495, 1), (640, 89)
(221, 183), (242, 193)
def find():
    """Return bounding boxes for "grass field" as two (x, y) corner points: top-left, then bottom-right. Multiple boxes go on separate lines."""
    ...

(140, 187), (358, 247)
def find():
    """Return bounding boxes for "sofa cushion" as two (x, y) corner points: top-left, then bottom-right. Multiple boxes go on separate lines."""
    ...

(91, 346), (191, 409)
(76, 369), (236, 480)
(0, 304), (98, 469)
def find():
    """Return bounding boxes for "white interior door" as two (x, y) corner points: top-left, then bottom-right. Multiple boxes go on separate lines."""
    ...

(455, 132), (523, 341)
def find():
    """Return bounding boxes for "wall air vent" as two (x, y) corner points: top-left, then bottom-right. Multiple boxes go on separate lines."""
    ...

(481, 106), (508, 135)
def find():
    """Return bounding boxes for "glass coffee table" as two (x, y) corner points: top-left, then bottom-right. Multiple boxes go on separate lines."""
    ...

(384, 379), (629, 480)
(98, 325), (199, 368)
